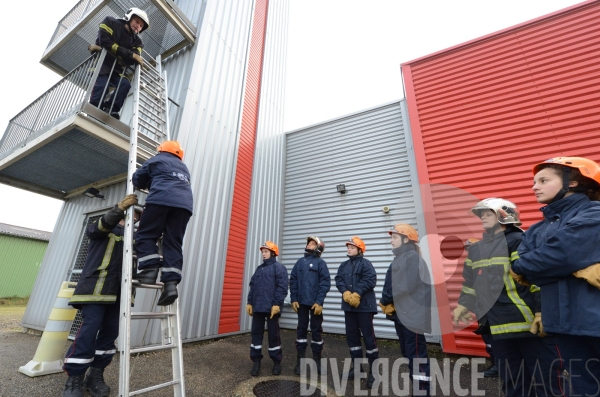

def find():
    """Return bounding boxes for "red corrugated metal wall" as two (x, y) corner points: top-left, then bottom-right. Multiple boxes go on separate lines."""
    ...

(402, 0), (600, 355)
(218, 0), (269, 334)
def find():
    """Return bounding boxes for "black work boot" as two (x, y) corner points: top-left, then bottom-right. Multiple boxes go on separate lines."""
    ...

(294, 353), (305, 375)
(272, 361), (281, 375)
(63, 374), (84, 397)
(133, 267), (159, 284)
(157, 281), (178, 306)
(483, 363), (498, 378)
(83, 367), (110, 397)
(250, 361), (261, 376)
(314, 353), (323, 376)
(366, 366), (376, 388)
(110, 112), (120, 120)
(345, 365), (355, 380)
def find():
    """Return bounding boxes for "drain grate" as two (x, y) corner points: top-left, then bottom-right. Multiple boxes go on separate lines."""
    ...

(253, 380), (324, 397)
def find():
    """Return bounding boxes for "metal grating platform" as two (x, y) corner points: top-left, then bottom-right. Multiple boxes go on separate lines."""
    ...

(252, 380), (324, 397)
(43, 0), (196, 76)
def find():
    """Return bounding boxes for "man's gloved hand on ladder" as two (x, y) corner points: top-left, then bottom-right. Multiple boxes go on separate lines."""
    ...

(118, 194), (138, 211)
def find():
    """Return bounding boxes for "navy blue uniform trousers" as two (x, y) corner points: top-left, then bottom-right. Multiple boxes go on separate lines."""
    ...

(557, 334), (600, 397)
(136, 204), (191, 283)
(63, 303), (119, 376)
(90, 73), (131, 113)
(493, 336), (566, 397)
(344, 311), (379, 364)
(394, 321), (431, 396)
(250, 312), (282, 363)
(296, 304), (324, 355)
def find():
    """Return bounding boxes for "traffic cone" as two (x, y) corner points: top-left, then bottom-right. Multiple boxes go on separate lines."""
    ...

(19, 281), (77, 377)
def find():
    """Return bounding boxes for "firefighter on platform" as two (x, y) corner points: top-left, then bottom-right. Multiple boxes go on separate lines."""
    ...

(290, 236), (331, 376)
(512, 156), (600, 397)
(246, 241), (288, 377)
(454, 198), (564, 397)
(379, 224), (432, 397)
(62, 194), (139, 397)
(132, 141), (193, 306)
(335, 236), (378, 388)
(88, 8), (148, 119)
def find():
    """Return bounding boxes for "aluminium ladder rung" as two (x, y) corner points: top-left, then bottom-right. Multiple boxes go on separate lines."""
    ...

(131, 281), (163, 290)
(130, 343), (178, 355)
(129, 380), (182, 396)
(131, 311), (176, 320)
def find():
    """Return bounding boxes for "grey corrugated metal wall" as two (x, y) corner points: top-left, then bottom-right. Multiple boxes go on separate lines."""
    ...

(280, 100), (441, 342)
(23, 0), (289, 345)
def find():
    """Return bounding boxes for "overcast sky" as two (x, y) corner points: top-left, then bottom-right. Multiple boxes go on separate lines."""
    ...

(0, 0), (582, 231)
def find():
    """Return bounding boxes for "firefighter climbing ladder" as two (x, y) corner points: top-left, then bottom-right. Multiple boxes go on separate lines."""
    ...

(119, 55), (185, 397)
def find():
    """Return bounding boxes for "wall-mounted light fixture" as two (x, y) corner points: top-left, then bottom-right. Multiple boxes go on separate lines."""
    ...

(83, 187), (104, 199)
(336, 184), (346, 194)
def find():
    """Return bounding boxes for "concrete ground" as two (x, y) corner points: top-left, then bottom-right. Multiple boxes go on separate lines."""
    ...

(0, 308), (503, 397)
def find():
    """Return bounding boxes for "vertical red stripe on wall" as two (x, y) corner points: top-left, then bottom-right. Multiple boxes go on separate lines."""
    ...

(218, 0), (269, 334)
(402, 1), (600, 356)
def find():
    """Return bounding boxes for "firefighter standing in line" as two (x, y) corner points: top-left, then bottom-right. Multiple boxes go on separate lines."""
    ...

(246, 241), (289, 377)
(335, 236), (378, 388)
(379, 224), (432, 397)
(454, 198), (564, 397)
(132, 141), (193, 306)
(463, 237), (498, 378)
(88, 8), (148, 119)
(512, 157), (600, 397)
(290, 236), (331, 376)
(62, 194), (138, 397)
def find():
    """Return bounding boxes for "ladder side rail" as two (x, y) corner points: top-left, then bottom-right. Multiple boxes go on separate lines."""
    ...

(118, 62), (143, 397)
(171, 299), (185, 396)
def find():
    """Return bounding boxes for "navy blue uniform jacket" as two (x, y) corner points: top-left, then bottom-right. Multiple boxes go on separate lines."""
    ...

(290, 253), (331, 306)
(512, 193), (600, 338)
(247, 257), (289, 313)
(133, 152), (194, 214)
(381, 244), (432, 335)
(335, 255), (377, 313)
(96, 16), (143, 77)
(70, 211), (126, 308)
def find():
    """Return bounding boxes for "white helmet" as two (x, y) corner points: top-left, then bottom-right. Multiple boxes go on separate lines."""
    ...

(470, 198), (521, 226)
(124, 8), (149, 33)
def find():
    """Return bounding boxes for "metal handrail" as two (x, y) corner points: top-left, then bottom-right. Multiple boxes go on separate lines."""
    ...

(0, 48), (168, 158)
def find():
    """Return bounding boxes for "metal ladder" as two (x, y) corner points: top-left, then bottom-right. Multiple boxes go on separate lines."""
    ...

(118, 55), (185, 397)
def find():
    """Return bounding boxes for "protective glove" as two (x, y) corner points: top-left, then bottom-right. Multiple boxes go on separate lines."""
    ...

(510, 268), (531, 287)
(270, 305), (280, 319)
(311, 303), (323, 315)
(453, 304), (473, 326)
(530, 312), (547, 337)
(88, 44), (101, 54)
(118, 194), (138, 211)
(384, 303), (396, 316)
(246, 304), (253, 316)
(348, 292), (361, 308)
(132, 53), (144, 67)
(573, 263), (600, 289)
(291, 301), (299, 313)
(378, 302), (386, 313)
(343, 291), (352, 302)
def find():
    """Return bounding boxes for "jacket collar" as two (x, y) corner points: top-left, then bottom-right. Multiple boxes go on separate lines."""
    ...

(262, 257), (276, 266)
(393, 244), (415, 257)
(347, 254), (363, 262)
(541, 193), (588, 219)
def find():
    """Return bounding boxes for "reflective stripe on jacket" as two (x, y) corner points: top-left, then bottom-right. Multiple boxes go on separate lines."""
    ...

(458, 226), (540, 339)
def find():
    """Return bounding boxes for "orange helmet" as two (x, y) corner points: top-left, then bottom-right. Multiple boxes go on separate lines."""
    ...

(346, 236), (366, 253)
(259, 241), (279, 256)
(533, 156), (600, 185)
(306, 236), (325, 257)
(388, 224), (418, 243)
(157, 140), (184, 160)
